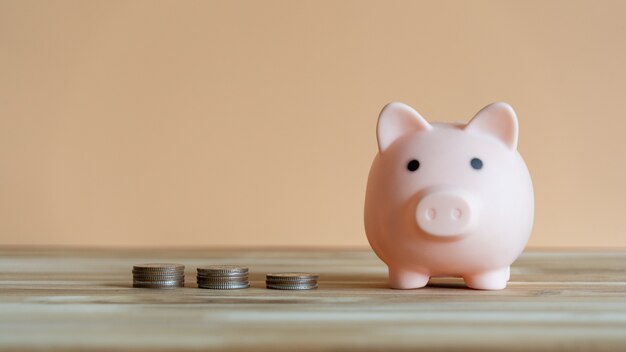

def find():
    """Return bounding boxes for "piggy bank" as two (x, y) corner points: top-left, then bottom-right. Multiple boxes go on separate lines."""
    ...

(364, 102), (534, 290)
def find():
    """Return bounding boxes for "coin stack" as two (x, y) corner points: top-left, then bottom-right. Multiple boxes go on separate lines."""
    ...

(196, 265), (249, 289)
(266, 272), (318, 290)
(132, 263), (185, 289)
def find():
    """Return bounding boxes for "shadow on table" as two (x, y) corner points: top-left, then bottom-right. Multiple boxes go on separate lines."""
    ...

(316, 273), (470, 290)
(103, 273), (470, 290)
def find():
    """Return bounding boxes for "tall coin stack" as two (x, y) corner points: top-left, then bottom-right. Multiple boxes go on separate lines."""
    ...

(266, 272), (318, 290)
(197, 265), (249, 289)
(132, 263), (185, 289)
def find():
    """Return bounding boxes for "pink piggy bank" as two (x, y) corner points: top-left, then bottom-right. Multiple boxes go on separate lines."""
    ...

(364, 102), (534, 290)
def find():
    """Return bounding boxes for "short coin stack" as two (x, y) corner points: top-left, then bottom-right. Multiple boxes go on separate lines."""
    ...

(266, 272), (318, 290)
(132, 263), (185, 289)
(197, 265), (249, 289)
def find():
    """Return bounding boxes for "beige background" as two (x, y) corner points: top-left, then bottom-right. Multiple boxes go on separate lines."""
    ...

(1, 0), (625, 248)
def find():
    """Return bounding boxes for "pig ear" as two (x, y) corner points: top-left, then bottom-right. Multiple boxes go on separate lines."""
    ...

(377, 102), (432, 152)
(465, 102), (519, 150)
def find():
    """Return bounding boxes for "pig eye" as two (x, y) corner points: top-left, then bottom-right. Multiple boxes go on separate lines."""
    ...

(407, 159), (420, 172)
(470, 158), (483, 170)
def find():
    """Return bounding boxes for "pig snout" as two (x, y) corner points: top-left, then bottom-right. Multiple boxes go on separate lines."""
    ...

(416, 189), (476, 238)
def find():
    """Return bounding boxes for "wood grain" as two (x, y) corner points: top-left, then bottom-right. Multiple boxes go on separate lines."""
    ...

(0, 248), (625, 351)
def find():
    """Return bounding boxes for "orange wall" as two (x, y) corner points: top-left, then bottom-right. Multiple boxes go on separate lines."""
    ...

(1, 0), (625, 248)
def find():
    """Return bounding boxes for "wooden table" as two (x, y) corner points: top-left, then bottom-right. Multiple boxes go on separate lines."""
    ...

(1, 248), (625, 351)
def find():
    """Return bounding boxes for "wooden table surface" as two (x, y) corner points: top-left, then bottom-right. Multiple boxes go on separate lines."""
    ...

(1, 248), (625, 351)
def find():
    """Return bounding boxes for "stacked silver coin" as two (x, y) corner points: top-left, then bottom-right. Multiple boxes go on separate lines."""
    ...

(197, 265), (249, 289)
(132, 263), (185, 289)
(266, 272), (318, 290)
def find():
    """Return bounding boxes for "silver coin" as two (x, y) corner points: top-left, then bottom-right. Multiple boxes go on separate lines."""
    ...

(266, 282), (316, 287)
(266, 283), (318, 290)
(133, 272), (185, 277)
(266, 280), (318, 286)
(197, 264), (248, 271)
(197, 285), (250, 290)
(197, 280), (249, 286)
(133, 279), (184, 285)
(133, 268), (185, 273)
(197, 281), (249, 286)
(133, 276), (185, 282)
(197, 275), (248, 282)
(197, 282), (249, 287)
(133, 269), (184, 274)
(197, 265), (248, 276)
(196, 272), (248, 278)
(133, 280), (184, 285)
(197, 283), (250, 289)
(133, 282), (184, 289)
(266, 272), (319, 281)
(266, 278), (317, 284)
(133, 277), (184, 282)
(132, 272), (185, 279)
(197, 280), (249, 285)
(133, 277), (183, 282)
(133, 272), (184, 277)
(133, 263), (185, 271)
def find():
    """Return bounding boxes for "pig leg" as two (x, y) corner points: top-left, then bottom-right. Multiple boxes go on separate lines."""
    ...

(464, 266), (510, 290)
(388, 267), (429, 289)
